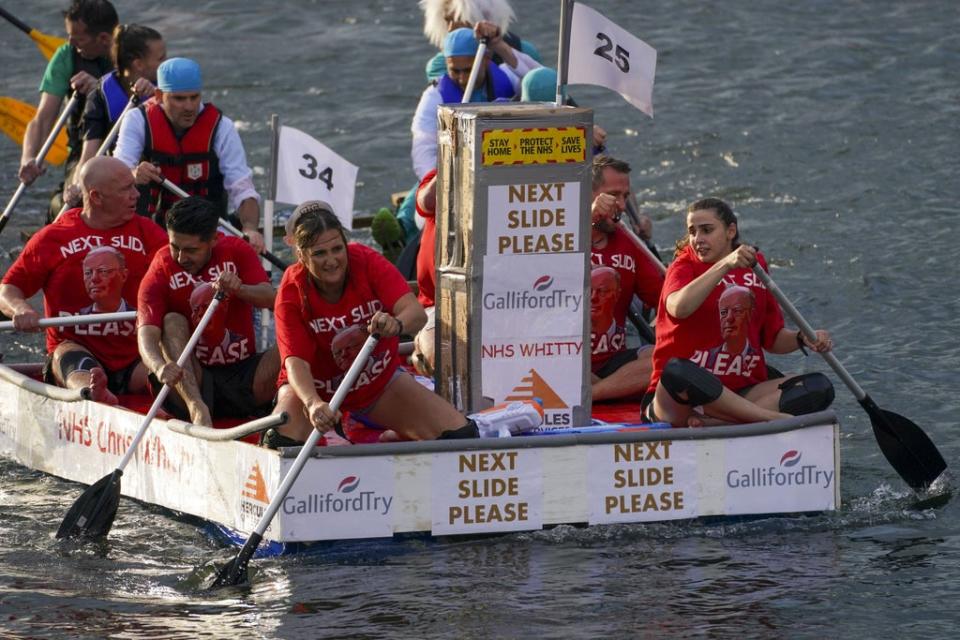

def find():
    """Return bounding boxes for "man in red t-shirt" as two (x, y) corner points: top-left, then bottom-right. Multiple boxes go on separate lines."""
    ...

(137, 196), (278, 426)
(0, 156), (167, 403)
(588, 156), (664, 401)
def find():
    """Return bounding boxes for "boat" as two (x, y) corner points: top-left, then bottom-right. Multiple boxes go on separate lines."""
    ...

(0, 360), (840, 546)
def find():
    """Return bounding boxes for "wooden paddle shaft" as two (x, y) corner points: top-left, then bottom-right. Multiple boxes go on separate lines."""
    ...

(751, 264), (867, 402)
(0, 311), (136, 331)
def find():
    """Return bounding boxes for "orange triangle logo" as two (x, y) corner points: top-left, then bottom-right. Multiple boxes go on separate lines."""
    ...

(504, 368), (568, 409)
(241, 462), (268, 503)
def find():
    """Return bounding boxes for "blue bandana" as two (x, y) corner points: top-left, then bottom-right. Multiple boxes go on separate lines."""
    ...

(158, 58), (203, 92)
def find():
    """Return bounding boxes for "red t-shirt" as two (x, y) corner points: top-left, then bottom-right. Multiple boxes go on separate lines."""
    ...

(275, 243), (409, 411)
(415, 168), (438, 307)
(2, 208), (167, 370)
(589, 226), (664, 369)
(648, 245), (785, 394)
(137, 234), (268, 367)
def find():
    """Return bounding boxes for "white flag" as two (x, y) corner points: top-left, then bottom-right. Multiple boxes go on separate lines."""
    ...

(567, 3), (657, 117)
(274, 125), (359, 229)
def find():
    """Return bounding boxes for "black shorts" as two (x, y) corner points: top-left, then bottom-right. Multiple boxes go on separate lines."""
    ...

(150, 352), (272, 421)
(640, 391), (658, 423)
(43, 354), (141, 395)
(594, 347), (646, 379)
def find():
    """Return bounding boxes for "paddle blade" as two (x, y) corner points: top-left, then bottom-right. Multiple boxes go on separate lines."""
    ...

(861, 396), (947, 491)
(31, 29), (66, 60)
(0, 97), (69, 165)
(208, 532), (262, 589)
(56, 470), (123, 539)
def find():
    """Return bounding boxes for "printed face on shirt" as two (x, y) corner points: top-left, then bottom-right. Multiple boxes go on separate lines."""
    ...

(446, 54), (486, 92)
(686, 208), (737, 264)
(331, 324), (367, 371)
(590, 266), (620, 332)
(82, 249), (127, 310)
(189, 281), (228, 344)
(159, 91), (202, 131)
(299, 229), (348, 292)
(718, 286), (754, 347)
(168, 230), (215, 275)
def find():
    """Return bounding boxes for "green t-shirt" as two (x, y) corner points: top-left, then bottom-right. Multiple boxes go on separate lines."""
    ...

(39, 42), (112, 97)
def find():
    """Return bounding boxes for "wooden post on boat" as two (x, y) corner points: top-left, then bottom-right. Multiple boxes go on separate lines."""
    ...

(434, 103), (594, 428)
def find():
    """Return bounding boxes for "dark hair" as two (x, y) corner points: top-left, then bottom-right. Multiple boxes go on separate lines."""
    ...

(64, 0), (119, 35)
(675, 197), (740, 257)
(112, 24), (162, 76)
(293, 202), (348, 252)
(165, 197), (219, 240)
(591, 155), (631, 191)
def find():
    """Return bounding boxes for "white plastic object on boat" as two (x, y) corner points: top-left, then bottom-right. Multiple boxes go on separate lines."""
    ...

(470, 400), (544, 438)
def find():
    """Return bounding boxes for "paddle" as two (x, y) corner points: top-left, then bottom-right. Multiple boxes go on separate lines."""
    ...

(0, 7), (67, 60)
(0, 92), (80, 236)
(160, 179), (289, 270)
(461, 38), (489, 103)
(0, 310), (135, 331)
(56, 291), (226, 540)
(209, 333), (380, 588)
(751, 264), (947, 491)
(0, 97), (69, 164)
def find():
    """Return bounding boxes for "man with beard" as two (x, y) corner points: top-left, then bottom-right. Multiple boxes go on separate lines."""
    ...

(137, 197), (278, 426)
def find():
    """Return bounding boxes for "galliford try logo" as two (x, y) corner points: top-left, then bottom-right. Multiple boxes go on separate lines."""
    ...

(482, 275), (582, 312)
(282, 475), (393, 515)
(727, 449), (835, 489)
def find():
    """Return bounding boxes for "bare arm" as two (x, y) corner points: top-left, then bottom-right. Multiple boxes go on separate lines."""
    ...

(236, 197), (265, 253)
(19, 93), (62, 184)
(368, 292), (426, 338)
(0, 284), (40, 331)
(213, 271), (275, 309)
(768, 327), (833, 355)
(137, 324), (179, 384)
(286, 355), (341, 433)
(666, 245), (756, 319)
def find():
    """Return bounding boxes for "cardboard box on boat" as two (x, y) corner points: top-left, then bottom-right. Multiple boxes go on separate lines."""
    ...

(434, 103), (594, 428)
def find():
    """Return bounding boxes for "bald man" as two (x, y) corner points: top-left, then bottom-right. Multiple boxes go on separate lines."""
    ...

(1, 156), (167, 403)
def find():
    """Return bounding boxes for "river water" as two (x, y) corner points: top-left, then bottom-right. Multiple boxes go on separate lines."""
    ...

(1, 0), (958, 637)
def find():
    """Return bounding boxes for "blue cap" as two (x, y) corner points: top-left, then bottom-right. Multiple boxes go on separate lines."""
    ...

(522, 67), (558, 102)
(443, 28), (478, 58)
(157, 57), (203, 93)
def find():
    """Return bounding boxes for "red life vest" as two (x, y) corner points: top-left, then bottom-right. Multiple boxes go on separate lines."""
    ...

(137, 101), (226, 224)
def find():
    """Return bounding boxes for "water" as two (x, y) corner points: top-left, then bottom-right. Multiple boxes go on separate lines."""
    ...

(1, 0), (958, 637)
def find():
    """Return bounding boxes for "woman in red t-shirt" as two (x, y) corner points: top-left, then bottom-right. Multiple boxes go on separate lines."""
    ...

(272, 201), (474, 444)
(645, 198), (835, 427)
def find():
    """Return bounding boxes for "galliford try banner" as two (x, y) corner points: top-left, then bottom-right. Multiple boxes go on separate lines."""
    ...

(480, 180), (587, 428)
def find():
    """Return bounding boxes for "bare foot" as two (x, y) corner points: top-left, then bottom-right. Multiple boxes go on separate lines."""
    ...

(378, 429), (401, 443)
(88, 367), (119, 405)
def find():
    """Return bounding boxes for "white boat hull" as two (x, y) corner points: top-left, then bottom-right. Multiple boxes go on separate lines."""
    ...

(0, 364), (840, 544)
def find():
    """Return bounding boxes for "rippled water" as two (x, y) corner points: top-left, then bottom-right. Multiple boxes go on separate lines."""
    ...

(2, 0), (959, 637)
